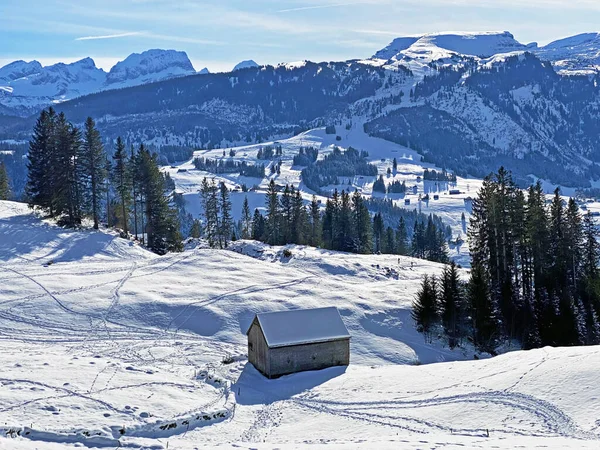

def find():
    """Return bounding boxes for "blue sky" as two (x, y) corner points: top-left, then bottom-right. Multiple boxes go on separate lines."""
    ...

(2, 0), (599, 72)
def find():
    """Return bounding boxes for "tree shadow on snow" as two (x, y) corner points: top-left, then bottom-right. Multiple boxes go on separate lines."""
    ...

(234, 362), (346, 406)
(0, 213), (121, 263)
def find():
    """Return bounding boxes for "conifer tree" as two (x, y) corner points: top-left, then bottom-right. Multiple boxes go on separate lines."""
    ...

(241, 196), (252, 239)
(81, 117), (106, 229)
(218, 182), (233, 248)
(467, 265), (497, 353)
(309, 195), (322, 247)
(351, 190), (372, 254)
(372, 212), (384, 253)
(112, 136), (131, 235)
(135, 147), (181, 254)
(200, 177), (219, 247)
(0, 162), (10, 200)
(440, 261), (464, 348)
(412, 275), (439, 341)
(252, 209), (265, 241)
(395, 217), (409, 255)
(27, 108), (57, 214)
(265, 179), (280, 245)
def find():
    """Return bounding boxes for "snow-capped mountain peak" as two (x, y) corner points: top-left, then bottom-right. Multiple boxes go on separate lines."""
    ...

(105, 49), (195, 87)
(233, 60), (259, 71)
(536, 32), (600, 74)
(0, 60), (43, 82)
(374, 31), (537, 62)
(0, 49), (198, 116)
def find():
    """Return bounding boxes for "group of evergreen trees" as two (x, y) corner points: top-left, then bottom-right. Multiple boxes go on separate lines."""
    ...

(301, 146), (377, 193)
(199, 177), (234, 248)
(423, 169), (457, 182)
(26, 108), (182, 255)
(210, 179), (449, 262)
(414, 167), (600, 353)
(373, 175), (407, 194)
(192, 157), (265, 178)
(0, 162), (10, 200)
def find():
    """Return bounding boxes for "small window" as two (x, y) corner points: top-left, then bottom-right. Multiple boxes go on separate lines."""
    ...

(249, 342), (254, 351)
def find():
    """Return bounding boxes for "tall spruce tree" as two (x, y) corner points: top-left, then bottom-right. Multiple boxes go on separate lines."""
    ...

(440, 261), (464, 348)
(265, 179), (280, 245)
(412, 275), (439, 341)
(81, 117), (106, 229)
(309, 195), (322, 247)
(395, 217), (409, 255)
(218, 182), (233, 248)
(112, 136), (131, 235)
(467, 265), (497, 353)
(27, 108), (57, 214)
(0, 162), (10, 200)
(241, 196), (252, 239)
(200, 177), (220, 247)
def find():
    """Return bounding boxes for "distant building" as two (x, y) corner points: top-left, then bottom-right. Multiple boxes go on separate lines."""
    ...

(449, 189), (461, 195)
(246, 307), (350, 379)
(433, 194), (439, 200)
(405, 198), (411, 205)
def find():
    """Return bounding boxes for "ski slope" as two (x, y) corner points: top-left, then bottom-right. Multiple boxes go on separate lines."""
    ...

(1, 200), (600, 449)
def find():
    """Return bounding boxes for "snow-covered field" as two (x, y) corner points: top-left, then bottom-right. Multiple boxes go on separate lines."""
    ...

(2, 200), (600, 449)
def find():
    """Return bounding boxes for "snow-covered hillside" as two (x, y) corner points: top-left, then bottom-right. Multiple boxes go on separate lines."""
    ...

(1, 200), (600, 449)
(0, 50), (197, 116)
(167, 126), (480, 267)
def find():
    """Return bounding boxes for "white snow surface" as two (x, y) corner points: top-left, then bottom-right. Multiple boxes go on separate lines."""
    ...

(1, 200), (600, 448)
(253, 306), (350, 348)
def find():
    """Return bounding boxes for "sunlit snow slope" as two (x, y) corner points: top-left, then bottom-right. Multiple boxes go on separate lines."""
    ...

(1, 201), (600, 449)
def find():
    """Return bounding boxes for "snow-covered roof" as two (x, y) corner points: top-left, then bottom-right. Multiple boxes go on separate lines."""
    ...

(248, 307), (350, 348)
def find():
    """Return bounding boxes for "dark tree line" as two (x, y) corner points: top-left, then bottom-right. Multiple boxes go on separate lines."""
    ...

(192, 157), (265, 178)
(218, 179), (449, 262)
(423, 169), (456, 183)
(26, 108), (182, 255)
(414, 167), (600, 353)
(301, 146), (377, 193)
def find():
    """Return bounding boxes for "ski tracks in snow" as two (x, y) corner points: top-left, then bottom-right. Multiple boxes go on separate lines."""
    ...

(291, 389), (599, 440)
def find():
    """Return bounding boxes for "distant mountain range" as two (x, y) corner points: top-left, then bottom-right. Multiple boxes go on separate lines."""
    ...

(0, 50), (258, 117)
(1, 31), (600, 189)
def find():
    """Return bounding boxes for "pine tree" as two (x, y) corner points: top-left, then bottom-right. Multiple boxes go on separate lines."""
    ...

(440, 261), (464, 348)
(0, 162), (10, 200)
(467, 265), (497, 353)
(309, 195), (322, 247)
(280, 184), (293, 243)
(136, 148), (182, 254)
(53, 113), (83, 226)
(111, 136), (131, 235)
(252, 209), (265, 241)
(200, 177), (220, 247)
(583, 211), (600, 280)
(241, 196), (252, 239)
(392, 157), (397, 172)
(27, 108), (57, 214)
(218, 182), (233, 248)
(372, 212), (384, 253)
(265, 179), (280, 245)
(190, 219), (202, 238)
(395, 217), (409, 255)
(412, 275), (439, 341)
(351, 190), (372, 254)
(81, 117), (106, 229)
(291, 188), (307, 244)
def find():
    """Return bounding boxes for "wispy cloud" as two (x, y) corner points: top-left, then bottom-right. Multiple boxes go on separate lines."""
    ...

(75, 31), (142, 41)
(277, 2), (366, 13)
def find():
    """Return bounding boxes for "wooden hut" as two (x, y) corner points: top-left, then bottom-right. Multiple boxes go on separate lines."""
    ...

(246, 307), (350, 378)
